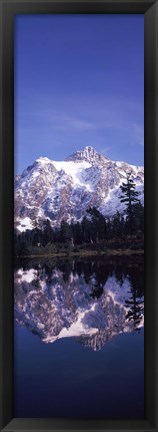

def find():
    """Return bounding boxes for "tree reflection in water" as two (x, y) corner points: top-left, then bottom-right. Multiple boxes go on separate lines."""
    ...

(14, 256), (144, 351)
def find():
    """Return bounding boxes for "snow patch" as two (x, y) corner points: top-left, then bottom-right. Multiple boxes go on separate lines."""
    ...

(17, 217), (34, 232)
(17, 268), (37, 283)
(52, 160), (93, 191)
(43, 305), (98, 343)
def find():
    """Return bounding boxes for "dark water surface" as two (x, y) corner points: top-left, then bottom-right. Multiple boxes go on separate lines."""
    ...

(14, 256), (144, 418)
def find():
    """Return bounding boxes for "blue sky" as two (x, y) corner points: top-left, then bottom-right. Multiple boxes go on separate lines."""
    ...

(14, 14), (144, 174)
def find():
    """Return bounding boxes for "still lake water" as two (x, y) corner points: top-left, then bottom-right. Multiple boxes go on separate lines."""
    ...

(14, 256), (144, 418)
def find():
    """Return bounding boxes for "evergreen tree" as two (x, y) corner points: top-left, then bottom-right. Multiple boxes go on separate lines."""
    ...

(111, 211), (124, 238)
(81, 216), (92, 243)
(132, 202), (144, 232)
(125, 288), (143, 330)
(106, 218), (112, 240)
(71, 221), (82, 245)
(60, 220), (72, 243)
(86, 207), (106, 242)
(43, 219), (54, 246)
(120, 173), (140, 232)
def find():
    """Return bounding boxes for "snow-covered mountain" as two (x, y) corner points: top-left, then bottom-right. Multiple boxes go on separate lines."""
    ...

(14, 146), (144, 232)
(14, 266), (144, 351)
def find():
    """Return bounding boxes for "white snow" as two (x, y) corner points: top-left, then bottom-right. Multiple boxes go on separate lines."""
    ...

(116, 161), (144, 177)
(36, 157), (51, 164)
(52, 160), (93, 191)
(59, 309), (97, 338)
(128, 164), (139, 173)
(99, 181), (144, 217)
(104, 276), (131, 305)
(43, 305), (98, 343)
(32, 171), (40, 178)
(17, 268), (37, 283)
(17, 217), (34, 232)
(117, 169), (127, 177)
(15, 149), (144, 230)
(115, 161), (124, 167)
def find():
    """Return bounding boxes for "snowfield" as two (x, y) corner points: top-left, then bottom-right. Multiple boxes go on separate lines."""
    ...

(14, 146), (144, 231)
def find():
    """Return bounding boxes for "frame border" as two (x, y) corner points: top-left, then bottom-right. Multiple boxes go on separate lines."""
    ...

(0, 1), (158, 431)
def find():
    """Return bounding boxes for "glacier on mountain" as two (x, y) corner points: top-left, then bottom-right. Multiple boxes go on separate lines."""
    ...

(14, 266), (144, 350)
(14, 146), (144, 232)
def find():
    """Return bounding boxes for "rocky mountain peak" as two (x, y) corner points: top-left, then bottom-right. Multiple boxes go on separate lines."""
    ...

(35, 156), (51, 164)
(14, 146), (144, 232)
(14, 267), (144, 348)
(65, 146), (109, 164)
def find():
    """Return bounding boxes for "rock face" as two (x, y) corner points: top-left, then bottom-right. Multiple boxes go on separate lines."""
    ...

(14, 267), (144, 350)
(14, 146), (144, 232)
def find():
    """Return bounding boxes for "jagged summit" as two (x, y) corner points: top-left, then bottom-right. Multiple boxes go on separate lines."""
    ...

(14, 146), (144, 232)
(35, 156), (51, 164)
(65, 146), (109, 163)
(15, 268), (144, 348)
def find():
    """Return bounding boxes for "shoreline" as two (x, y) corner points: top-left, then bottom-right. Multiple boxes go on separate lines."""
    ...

(16, 248), (144, 259)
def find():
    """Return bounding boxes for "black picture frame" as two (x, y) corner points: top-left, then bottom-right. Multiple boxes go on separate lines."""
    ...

(0, 0), (157, 431)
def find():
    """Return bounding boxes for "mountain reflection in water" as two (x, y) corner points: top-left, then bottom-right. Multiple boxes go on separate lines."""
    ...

(14, 257), (144, 351)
